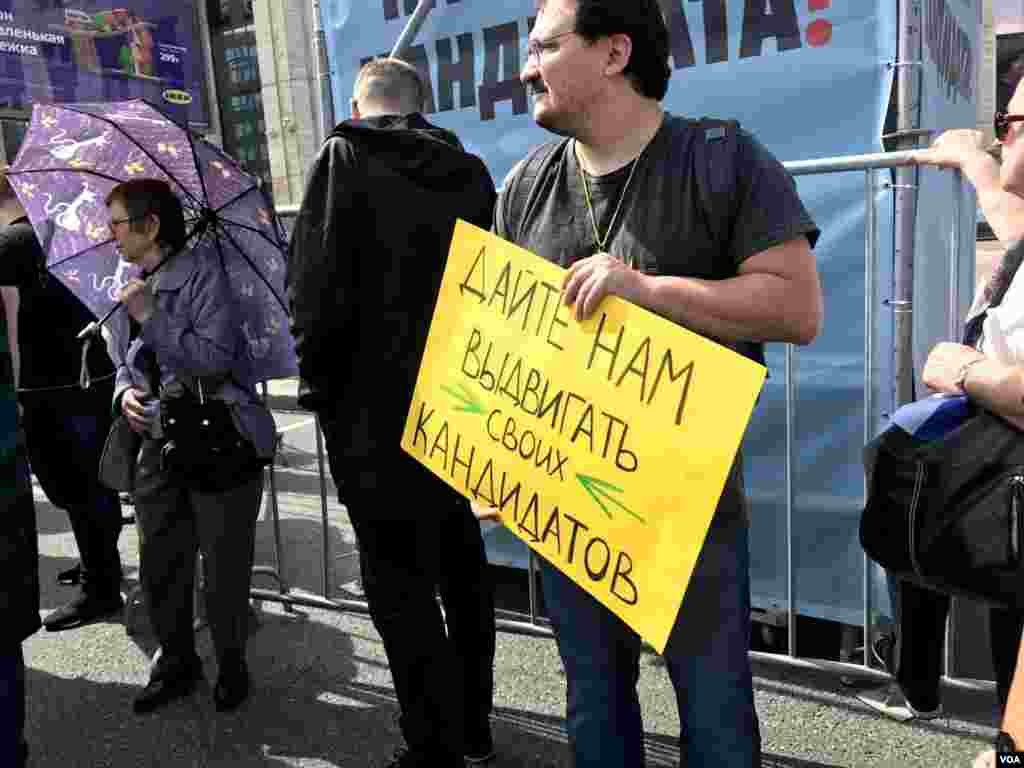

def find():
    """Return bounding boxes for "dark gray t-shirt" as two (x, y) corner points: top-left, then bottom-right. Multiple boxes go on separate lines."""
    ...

(495, 113), (819, 535)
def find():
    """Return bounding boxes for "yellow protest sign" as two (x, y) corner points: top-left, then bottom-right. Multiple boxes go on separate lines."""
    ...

(401, 220), (766, 653)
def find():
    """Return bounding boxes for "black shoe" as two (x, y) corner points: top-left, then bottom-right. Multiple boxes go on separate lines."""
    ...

(464, 725), (495, 764)
(133, 656), (203, 715)
(213, 655), (250, 712)
(381, 746), (463, 768)
(57, 563), (82, 586)
(43, 590), (123, 631)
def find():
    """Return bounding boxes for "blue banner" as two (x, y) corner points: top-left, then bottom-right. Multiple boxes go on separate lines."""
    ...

(0, 1), (207, 126)
(322, 0), (908, 627)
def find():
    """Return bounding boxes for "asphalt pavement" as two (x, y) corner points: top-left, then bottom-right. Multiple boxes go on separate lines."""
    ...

(20, 378), (1000, 767)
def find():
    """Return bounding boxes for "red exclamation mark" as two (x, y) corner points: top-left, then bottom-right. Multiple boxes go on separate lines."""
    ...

(807, 0), (833, 48)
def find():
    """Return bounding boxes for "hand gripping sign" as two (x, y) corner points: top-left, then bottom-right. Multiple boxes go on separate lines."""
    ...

(402, 221), (766, 652)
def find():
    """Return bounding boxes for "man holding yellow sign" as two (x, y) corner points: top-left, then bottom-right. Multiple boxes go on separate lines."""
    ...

(464, 1), (820, 765)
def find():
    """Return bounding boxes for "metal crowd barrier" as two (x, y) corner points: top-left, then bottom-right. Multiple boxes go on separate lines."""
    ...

(261, 153), (995, 690)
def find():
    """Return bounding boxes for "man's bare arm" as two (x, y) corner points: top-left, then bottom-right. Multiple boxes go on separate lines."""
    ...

(563, 237), (823, 345)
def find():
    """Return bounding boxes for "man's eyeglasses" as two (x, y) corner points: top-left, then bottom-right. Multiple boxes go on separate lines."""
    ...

(995, 112), (1024, 141)
(525, 29), (576, 65)
(108, 213), (147, 233)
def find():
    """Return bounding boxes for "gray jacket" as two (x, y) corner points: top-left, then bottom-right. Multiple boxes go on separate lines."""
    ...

(113, 247), (276, 458)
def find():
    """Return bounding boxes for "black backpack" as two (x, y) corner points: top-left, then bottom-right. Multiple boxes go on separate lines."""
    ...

(501, 117), (765, 369)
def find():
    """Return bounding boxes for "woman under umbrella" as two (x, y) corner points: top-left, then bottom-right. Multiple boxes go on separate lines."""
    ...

(109, 177), (272, 714)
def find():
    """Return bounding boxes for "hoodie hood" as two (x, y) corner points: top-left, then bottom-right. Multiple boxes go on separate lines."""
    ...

(329, 113), (485, 192)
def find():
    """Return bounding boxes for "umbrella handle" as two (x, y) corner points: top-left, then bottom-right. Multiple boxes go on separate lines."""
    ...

(77, 320), (100, 341)
(77, 300), (122, 340)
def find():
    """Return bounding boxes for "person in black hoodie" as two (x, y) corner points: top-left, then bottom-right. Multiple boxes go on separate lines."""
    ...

(287, 57), (498, 768)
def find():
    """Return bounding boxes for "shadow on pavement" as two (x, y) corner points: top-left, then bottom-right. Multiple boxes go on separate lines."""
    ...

(751, 658), (1001, 735)
(24, 608), (376, 766)
(252, 517), (358, 600)
(22, 609), (592, 767)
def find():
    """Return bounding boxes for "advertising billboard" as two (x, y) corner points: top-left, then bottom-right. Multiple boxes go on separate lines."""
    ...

(0, 1), (207, 126)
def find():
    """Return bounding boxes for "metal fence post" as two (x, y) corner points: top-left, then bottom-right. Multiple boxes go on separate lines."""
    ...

(390, 0), (433, 58)
(863, 168), (879, 668)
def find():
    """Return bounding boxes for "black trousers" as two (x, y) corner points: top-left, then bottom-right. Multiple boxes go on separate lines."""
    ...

(330, 449), (496, 759)
(894, 578), (1024, 712)
(0, 645), (26, 768)
(133, 439), (263, 663)
(21, 386), (122, 594)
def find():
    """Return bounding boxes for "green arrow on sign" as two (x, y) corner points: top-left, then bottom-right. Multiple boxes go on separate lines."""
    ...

(441, 382), (487, 415)
(576, 474), (646, 524)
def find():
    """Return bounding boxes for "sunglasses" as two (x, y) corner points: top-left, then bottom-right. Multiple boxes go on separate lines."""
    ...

(995, 112), (1024, 141)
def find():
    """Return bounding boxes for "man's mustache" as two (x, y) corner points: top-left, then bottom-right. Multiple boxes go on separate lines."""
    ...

(527, 79), (548, 96)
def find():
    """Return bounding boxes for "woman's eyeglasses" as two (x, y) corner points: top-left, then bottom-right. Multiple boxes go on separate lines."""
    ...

(108, 213), (147, 233)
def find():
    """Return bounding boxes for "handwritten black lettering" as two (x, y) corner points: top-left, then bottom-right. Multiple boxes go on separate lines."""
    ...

(540, 505), (562, 552)
(488, 260), (512, 314)
(537, 383), (563, 430)
(479, 337), (498, 391)
(563, 512), (589, 565)
(611, 551), (639, 605)
(588, 312), (624, 381)
(429, 420), (450, 468)
(413, 402), (433, 452)
(472, 458), (498, 507)
(462, 328), (483, 380)
(451, 433), (475, 489)
(508, 269), (538, 331)
(570, 403), (596, 453)
(520, 368), (543, 416)
(460, 246), (487, 302)
(498, 471), (522, 518)
(584, 537), (612, 581)
(517, 492), (541, 541)
(500, 357), (523, 407)
(650, 351), (695, 427)
(615, 336), (652, 402)
(546, 296), (569, 352)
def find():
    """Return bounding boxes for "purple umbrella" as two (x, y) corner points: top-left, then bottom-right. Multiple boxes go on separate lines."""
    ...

(6, 99), (297, 383)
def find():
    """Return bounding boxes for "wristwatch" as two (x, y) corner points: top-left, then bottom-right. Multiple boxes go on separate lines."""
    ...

(996, 729), (1018, 753)
(954, 356), (986, 393)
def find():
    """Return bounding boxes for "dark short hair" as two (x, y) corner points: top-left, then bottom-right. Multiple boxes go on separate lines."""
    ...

(570, 0), (671, 101)
(105, 178), (187, 253)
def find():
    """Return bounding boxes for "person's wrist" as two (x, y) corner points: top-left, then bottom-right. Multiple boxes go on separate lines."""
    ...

(954, 355), (987, 393)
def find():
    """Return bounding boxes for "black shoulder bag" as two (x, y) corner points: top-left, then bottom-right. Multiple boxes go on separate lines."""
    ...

(861, 405), (1024, 610)
(160, 378), (265, 493)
